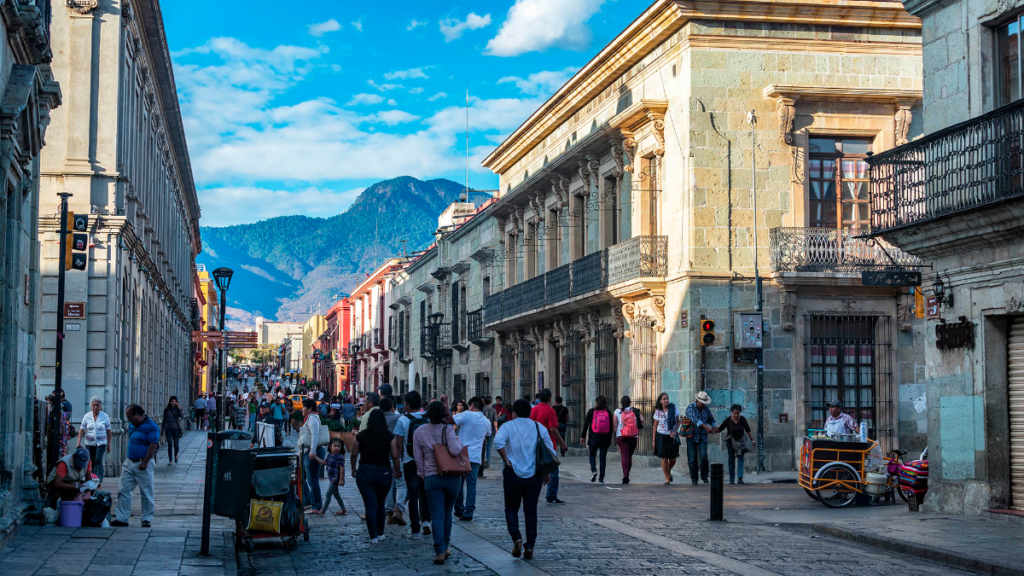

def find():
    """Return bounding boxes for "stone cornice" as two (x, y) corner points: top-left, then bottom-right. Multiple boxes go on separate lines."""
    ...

(607, 99), (669, 132)
(482, 0), (918, 177)
(763, 85), (923, 106)
(684, 34), (921, 56)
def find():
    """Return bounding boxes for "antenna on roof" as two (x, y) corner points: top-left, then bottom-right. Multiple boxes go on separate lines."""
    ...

(462, 86), (469, 203)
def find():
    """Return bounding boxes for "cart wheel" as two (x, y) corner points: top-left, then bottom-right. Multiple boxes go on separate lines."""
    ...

(804, 488), (819, 501)
(813, 462), (859, 508)
(302, 518), (310, 542)
(897, 486), (910, 503)
(284, 537), (298, 551)
(244, 538), (254, 553)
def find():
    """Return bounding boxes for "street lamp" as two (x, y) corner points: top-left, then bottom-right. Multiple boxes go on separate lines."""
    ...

(933, 274), (954, 308)
(201, 266), (232, 556)
(211, 267), (233, 431)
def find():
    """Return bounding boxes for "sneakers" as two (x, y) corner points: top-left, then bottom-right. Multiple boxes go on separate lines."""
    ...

(370, 537), (379, 544)
(167, 461), (173, 467)
(546, 499), (566, 505)
(109, 520), (129, 527)
(512, 539), (522, 558)
(738, 479), (745, 484)
(377, 534), (385, 542)
(458, 515), (473, 522)
(410, 532), (421, 540)
(141, 521), (151, 528)
(622, 477), (630, 484)
(524, 548), (534, 560)
(590, 472), (597, 483)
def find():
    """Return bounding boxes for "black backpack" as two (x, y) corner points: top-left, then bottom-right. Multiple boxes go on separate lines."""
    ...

(404, 413), (429, 458)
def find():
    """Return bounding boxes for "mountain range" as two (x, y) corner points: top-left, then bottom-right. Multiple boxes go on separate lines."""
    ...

(196, 176), (489, 328)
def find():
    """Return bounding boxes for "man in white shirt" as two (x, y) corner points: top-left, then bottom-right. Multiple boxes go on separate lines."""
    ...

(392, 391), (429, 538)
(494, 399), (553, 560)
(452, 397), (491, 521)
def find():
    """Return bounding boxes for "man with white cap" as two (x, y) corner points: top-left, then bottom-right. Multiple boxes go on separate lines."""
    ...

(684, 391), (717, 485)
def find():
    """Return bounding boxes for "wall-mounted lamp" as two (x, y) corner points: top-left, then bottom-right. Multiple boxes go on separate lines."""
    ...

(932, 274), (954, 309)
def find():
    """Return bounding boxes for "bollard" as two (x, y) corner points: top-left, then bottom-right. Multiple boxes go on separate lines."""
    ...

(710, 462), (724, 521)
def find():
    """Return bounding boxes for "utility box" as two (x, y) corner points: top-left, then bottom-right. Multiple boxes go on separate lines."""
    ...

(737, 313), (763, 349)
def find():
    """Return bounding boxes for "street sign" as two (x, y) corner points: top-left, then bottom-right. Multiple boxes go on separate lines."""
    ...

(926, 296), (941, 319)
(63, 302), (85, 319)
(65, 323), (81, 331)
(861, 271), (922, 287)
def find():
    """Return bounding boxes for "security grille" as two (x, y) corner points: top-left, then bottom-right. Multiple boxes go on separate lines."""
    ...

(629, 314), (658, 455)
(518, 341), (535, 400)
(453, 375), (467, 404)
(564, 332), (585, 446)
(475, 372), (489, 398)
(595, 325), (618, 403)
(500, 346), (515, 402)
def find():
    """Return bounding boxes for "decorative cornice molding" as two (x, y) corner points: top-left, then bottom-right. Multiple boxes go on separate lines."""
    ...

(763, 85), (924, 106)
(66, 0), (99, 15)
(683, 34), (921, 56)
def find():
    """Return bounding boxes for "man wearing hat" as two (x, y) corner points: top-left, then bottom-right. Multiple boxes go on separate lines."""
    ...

(46, 447), (96, 508)
(824, 401), (858, 436)
(684, 391), (718, 485)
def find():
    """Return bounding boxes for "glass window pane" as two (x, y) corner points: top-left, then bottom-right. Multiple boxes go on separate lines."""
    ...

(822, 160), (835, 179)
(842, 160), (857, 179)
(811, 181), (822, 199)
(857, 160), (869, 179)
(809, 138), (837, 153)
(821, 179), (836, 200)
(810, 159), (821, 178)
(842, 181), (857, 200)
(858, 203), (870, 221)
(843, 203), (855, 222)
(841, 139), (870, 155)
(999, 21), (1021, 105)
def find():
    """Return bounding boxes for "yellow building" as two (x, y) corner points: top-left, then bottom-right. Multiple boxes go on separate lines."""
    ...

(302, 315), (326, 380)
(198, 266), (220, 394)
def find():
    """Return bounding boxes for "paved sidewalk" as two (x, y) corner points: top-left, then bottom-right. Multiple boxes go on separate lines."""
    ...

(0, 431), (235, 576)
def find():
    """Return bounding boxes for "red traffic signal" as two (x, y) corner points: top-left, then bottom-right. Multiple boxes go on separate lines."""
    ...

(700, 319), (716, 346)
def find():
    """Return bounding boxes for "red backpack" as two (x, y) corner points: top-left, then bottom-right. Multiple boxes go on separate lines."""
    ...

(592, 410), (611, 434)
(620, 408), (639, 438)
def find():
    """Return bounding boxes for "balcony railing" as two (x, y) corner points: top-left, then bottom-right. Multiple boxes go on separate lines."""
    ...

(421, 316), (453, 358)
(770, 227), (923, 273)
(484, 235), (667, 326)
(867, 98), (1024, 233)
(608, 235), (668, 284)
(467, 309), (492, 346)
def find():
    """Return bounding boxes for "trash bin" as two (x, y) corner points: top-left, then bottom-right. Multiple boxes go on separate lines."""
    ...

(59, 500), (84, 527)
(210, 430), (255, 518)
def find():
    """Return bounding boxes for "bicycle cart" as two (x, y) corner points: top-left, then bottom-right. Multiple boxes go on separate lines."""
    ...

(798, 437), (902, 508)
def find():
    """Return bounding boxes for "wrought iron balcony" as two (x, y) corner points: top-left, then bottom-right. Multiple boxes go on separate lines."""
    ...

(388, 317), (397, 351)
(420, 315), (452, 358)
(867, 98), (1024, 233)
(608, 235), (668, 285)
(467, 309), (492, 346)
(769, 227), (923, 273)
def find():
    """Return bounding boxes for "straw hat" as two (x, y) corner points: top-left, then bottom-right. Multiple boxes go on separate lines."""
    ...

(695, 391), (712, 405)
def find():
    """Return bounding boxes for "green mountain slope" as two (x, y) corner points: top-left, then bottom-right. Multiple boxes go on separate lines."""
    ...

(197, 176), (488, 324)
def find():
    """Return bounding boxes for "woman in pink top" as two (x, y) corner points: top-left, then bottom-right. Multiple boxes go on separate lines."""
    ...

(412, 401), (463, 565)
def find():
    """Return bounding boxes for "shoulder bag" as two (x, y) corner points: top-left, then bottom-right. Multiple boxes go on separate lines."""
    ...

(433, 425), (471, 476)
(534, 422), (561, 477)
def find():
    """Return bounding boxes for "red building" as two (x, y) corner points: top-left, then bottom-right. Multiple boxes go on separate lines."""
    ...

(314, 298), (352, 394)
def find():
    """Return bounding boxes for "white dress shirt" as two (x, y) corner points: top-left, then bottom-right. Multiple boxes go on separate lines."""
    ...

(493, 417), (553, 478)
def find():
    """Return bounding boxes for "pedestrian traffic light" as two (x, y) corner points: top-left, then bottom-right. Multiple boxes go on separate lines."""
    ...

(72, 213), (88, 232)
(67, 233), (89, 271)
(701, 318), (716, 346)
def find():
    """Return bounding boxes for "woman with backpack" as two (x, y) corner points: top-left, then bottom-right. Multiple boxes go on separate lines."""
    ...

(653, 392), (680, 485)
(579, 395), (614, 484)
(613, 396), (643, 484)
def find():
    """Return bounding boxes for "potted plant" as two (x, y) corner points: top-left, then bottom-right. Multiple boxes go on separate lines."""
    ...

(325, 418), (345, 441)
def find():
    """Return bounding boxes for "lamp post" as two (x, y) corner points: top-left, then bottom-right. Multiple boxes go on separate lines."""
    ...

(201, 267), (232, 556)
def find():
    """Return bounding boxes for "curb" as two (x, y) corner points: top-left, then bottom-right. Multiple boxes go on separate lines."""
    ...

(810, 524), (1024, 576)
(224, 531), (239, 576)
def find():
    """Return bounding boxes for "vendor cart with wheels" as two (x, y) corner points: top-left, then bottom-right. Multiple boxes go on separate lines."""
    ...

(798, 436), (900, 508)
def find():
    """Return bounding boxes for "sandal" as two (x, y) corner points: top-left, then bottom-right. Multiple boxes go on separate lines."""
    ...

(335, 510), (347, 516)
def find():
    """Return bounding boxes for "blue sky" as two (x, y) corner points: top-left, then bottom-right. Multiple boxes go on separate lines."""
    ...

(164, 0), (642, 227)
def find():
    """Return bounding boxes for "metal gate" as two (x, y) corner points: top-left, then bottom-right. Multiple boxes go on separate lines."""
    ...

(518, 342), (535, 400)
(595, 325), (618, 403)
(475, 372), (489, 398)
(629, 314), (658, 455)
(500, 346), (514, 402)
(453, 375), (467, 404)
(1009, 316), (1024, 510)
(805, 315), (894, 450)
(564, 332), (585, 446)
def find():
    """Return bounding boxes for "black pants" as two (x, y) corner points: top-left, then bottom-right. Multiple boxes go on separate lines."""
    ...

(588, 443), (609, 481)
(355, 464), (392, 539)
(403, 461), (431, 531)
(502, 466), (543, 548)
(165, 429), (180, 461)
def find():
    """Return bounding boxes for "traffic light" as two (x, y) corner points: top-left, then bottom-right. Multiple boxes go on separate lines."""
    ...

(65, 212), (89, 271)
(72, 213), (88, 232)
(700, 318), (716, 346)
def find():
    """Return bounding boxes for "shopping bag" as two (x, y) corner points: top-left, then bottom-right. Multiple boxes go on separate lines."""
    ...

(247, 499), (283, 534)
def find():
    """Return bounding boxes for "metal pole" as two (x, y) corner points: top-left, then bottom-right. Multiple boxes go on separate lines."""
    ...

(200, 430), (214, 555)
(748, 110), (766, 473)
(709, 462), (724, 521)
(217, 290), (227, 432)
(49, 193), (71, 473)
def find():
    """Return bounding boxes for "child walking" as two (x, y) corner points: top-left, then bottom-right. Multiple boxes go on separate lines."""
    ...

(313, 438), (348, 516)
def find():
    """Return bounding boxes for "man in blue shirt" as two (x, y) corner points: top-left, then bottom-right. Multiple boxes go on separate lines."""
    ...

(684, 391), (717, 485)
(111, 405), (160, 527)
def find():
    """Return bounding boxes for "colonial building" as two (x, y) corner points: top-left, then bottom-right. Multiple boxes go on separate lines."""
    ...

(0, 0), (62, 545)
(315, 298), (351, 394)
(37, 0), (200, 473)
(349, 259), (400, 394)
(195, 265), (219, 394)
(388, 0), (928, 468)
(866, 0), (1024, 514)
(255, 318), (303, 346)
(300, 315), (325, 380)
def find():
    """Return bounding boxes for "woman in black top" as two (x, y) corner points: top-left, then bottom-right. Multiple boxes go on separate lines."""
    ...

(580, 395), (614, 484)
(717, 404), (755, 484)
(350, 409), (401, 542)
(161, 397), (184, 465)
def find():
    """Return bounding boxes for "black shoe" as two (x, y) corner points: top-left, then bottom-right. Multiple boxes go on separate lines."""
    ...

(622, 477), (629, 484)
(141, 521), (151, 528)
(109, 520), (129, 527)
(454, 511), (464, 519)
(524, 548), (534, 560)
(422, 525), (431, 536)
(692, 481), (698, 486)
(729, 480), (735, 484)
(459, 515), (473, 522)
(702, 478), (709, 484)
(591, 472), (597, 483)
(512, 539), (522, 558)
(547, 499), (566, 505)
(738, 479), (745, 484)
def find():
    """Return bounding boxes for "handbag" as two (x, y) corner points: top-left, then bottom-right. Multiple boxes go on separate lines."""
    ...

(534, 422), (560, 477)
(433, 426), (471, 476)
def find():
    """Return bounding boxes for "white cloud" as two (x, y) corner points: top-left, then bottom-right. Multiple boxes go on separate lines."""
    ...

(384, 67), (429, 80)
(368, 79), (403, 92)
(409, 87), (424, 94)
(307, 19), (341, 37)
(498, 67), (578, 96)
(198, 186), (366, 227)
(387, 98), (397, 106)
(486, 0), (605, 56)
(351, 19), (363, 32)
(330, 64), (342, 73)
(407, 19), (427, 31)
(368, 110), (421, 126)
(439, 13), (492, 41)
(426, 96), (544, 136)
(346, 93), (384, 106)
(428, 92), (447, 101)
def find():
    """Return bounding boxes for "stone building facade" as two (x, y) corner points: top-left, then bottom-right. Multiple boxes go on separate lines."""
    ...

(255, 318), (303, 346)
(300, 315), (325, 380)
(388, 0), (930, 469)
(866, 0), (1024, 514)
(349, 259), (400, 394)
(37, 0), (201, 474)
(0, 0), (62, 545)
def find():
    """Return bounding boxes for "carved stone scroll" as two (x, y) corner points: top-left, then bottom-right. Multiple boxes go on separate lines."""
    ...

(652, 296), (666, 333)
(781, 291), (797, 331)
(621, 130), (637, 173)
(610, 306), (625, 339)
(777, 98), (796, 146)
(895, 107), (912, 146)
(68, 0), (99, 14)
(610, 138), (625, 177)
(577, 159), (592, 196)
(621, 303), (636, 338)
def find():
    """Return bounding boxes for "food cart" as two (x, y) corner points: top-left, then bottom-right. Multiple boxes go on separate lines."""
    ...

(798, 433), (902, 508)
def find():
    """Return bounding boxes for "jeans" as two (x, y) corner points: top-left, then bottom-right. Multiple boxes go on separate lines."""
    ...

(115, 459), (155, 523)
(86, 444), (106, 483)
(455, 463), (480, 518)
(165, 429), (180, 461)
(385, 469), (407, 515)
(545, 465), (559, 502)
(356, 464), (393, 539)
(588, 443), (609, 481)
(249, 413), (257, 430)
(615, 436), (637, 479)
(403, 462), (431, 532)
(726, 441), (745, 482)
(321, 481), (347, 513)
(303, 447), (326, 510)
(424, 474), (460, 555)
(502, 466), (543, 548)
(686, 438), (709, 482)
(482, 434), (494, 467)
